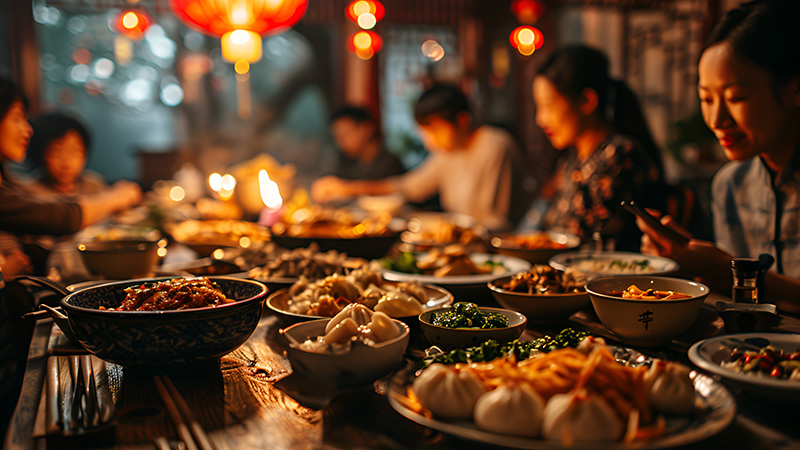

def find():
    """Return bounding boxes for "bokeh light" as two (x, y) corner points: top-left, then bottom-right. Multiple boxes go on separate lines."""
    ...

(160, 83), (184, 106)
(421, 39), (445, 62)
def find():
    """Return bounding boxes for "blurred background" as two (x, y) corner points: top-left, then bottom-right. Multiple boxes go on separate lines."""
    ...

(0, 0), (741, 210)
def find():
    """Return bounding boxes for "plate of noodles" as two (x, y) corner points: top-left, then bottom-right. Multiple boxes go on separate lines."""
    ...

(388, 342), (734, 449)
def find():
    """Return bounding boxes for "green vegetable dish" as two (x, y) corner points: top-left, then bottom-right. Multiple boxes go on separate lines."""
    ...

(431, 302), (508, 329)
(425, 328), (591, 366)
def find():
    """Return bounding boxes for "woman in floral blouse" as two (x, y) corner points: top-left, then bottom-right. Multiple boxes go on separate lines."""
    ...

(532, 45), (665, 252)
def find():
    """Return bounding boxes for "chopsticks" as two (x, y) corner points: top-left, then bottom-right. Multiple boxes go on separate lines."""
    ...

(153, 375), (217, 450)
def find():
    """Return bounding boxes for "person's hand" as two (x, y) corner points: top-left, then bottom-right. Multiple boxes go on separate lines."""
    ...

(311, 176), (350, 204)
(637, 212), (732, 292)
(110, 180), (142, 209)
(0, 249), (33, 277)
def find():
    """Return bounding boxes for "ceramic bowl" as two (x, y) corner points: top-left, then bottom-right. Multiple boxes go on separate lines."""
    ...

(77, 239), (160, 279)
(279, 318), (410, 388)
(490, 231), (581, 264)
(487, 276), (590, 324)
(60, 277), (268, 370)
(418, 306), (527, 350)
(585, 276), (709, 347)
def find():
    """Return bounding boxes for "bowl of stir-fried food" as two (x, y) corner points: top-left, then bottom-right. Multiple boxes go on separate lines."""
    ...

(487, 265), (590, 324)
(58, 276), (268, 369)
(490, 231), (581, 264)
(270, 207), (406, 259)
(585, 276), (709, 347)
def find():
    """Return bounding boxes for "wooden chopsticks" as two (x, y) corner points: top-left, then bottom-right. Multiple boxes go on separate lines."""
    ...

(153, 375), (217, 450)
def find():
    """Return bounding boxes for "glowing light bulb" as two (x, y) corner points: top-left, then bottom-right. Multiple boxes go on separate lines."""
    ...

(357, 12), (376, 29)
(122, 12), (139, 29)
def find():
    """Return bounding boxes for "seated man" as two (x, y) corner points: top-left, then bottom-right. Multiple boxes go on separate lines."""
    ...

(312, 85), (528, 230)
(328, 106), (404, 180)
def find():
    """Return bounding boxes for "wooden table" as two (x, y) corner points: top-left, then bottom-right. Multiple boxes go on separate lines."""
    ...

(5, 299), (800, 450)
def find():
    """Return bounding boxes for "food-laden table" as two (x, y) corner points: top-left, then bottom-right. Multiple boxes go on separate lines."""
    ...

(5, 290), (800, 450)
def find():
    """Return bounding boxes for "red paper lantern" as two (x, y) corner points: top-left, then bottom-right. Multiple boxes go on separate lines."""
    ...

(170, 0), (308, 38)
(115, 10), (151, 40)
(347, 30), (383, 60)
(511, 0), (545, 24)
(345, 1), (385, 24)
(510, 25), (544, 56)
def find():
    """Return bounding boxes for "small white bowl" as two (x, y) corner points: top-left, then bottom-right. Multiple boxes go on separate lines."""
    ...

(279, 318), (410, 388)
(487, 276), (589, 324)
(585, 276), (709, 347)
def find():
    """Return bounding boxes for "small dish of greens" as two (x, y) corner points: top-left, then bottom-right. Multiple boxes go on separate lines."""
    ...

(418, 304), (527, 350)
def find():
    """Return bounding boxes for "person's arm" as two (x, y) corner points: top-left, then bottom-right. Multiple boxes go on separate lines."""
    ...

(76, 180), (142, 228)
(311, 176), (396, 203)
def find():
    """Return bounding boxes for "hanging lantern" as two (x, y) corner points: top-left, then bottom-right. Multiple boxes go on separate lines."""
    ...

(348, 30), (382, 60)
(345, 0), (385, 30)
(510, 0), (545, 24)
(170, 0), (308, 63)
(115, 9), (151, 40)
(510, 25), (544, 56)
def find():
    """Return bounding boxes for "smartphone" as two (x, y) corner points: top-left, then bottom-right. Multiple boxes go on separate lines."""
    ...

(621, 200), (690, 246)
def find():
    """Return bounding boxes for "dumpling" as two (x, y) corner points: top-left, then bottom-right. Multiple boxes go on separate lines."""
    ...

(361, 311), (402, 343)
(412, 364), (486, 419)
(360, 284), (387, 309)
(473, 383), (544, 437)
(576, 336), (607, 354)
(325, 304), (373, 333)
(541, 391), (623, 442)
(374, 291), (424, 317)
(321, 318), (359, 345)
(645, 360), (695, 415)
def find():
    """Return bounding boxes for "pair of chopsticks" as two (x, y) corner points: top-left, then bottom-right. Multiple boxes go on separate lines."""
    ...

(153, 375), (217, 450)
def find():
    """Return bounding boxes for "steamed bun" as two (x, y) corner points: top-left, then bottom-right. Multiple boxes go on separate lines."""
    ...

(412, 364), (486, 419)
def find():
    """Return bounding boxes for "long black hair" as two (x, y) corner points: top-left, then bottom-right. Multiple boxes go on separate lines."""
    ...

(704, 0), (800, 87)
(0, 77), (28, 119)
(537, 45), (663, 178)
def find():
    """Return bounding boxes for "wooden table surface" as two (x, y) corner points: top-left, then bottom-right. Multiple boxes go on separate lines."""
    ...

(5, 296), (800, 450)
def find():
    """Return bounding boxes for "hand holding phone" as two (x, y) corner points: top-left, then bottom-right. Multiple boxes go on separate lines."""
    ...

(621, 200), (691, 246)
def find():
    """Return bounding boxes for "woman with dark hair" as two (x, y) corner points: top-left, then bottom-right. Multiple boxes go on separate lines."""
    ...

(25, 112), (107, 196)
(532, 45), (665, 251)
(312, 85), (529, 230)
(0, 77), (141, 277)
(637, 0), (800, 309)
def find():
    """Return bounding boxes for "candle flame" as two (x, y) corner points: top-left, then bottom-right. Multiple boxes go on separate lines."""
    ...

(259, 169), (283, 209)
(209, 172), (223, 191)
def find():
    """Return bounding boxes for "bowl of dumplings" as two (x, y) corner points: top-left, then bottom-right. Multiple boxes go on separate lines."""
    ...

(278, 306), (410, 389)
(585, 276), (710, 347)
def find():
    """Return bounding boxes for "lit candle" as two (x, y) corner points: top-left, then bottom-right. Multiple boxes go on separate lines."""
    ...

(208, 172), (236, 201)
(257, 169), (284, 227)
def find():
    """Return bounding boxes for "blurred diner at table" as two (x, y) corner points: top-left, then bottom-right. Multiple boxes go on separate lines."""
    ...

(530, 45), (665, 252)
(637, 0), (800, 311)
(0, 78), (142, 277)
(23, 112), (107, 197)
(327, 106), (405, 181)
(312, 84), (529, 231)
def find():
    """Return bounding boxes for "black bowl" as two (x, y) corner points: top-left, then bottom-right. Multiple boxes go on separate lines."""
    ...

(60, 277), (268, 370)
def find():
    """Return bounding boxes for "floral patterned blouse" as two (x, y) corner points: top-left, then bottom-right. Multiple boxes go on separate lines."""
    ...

(542, 133), (664, 252)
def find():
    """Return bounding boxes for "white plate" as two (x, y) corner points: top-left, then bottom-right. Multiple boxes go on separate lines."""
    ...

(388, 347), (735, 449)
(688, 332), (800, 402)
(549, 251), (678, 279)
(382, 253), (531, 285)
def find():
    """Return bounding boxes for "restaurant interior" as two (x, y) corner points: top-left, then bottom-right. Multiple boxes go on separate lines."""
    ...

(2, 0), (800, 449)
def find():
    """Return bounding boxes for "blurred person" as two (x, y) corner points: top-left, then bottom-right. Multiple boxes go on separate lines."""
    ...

(312, 85), (528, 230)
(25, 112), (107, 196)
(532, 45), (665, 251)
(328, 106), (404, 180)
(637, 0), (800, 309)
(0, 77), (141, 277)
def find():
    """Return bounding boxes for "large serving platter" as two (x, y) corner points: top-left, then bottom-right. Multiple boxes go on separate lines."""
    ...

(688, 332), (800, 403)
(381, 253), (532, 286)
(387, 346), (736, 449)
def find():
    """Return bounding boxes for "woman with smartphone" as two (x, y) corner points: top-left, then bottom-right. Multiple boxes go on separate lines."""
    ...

(638, 0), (800, 311)
(532, 45), (665, 252)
